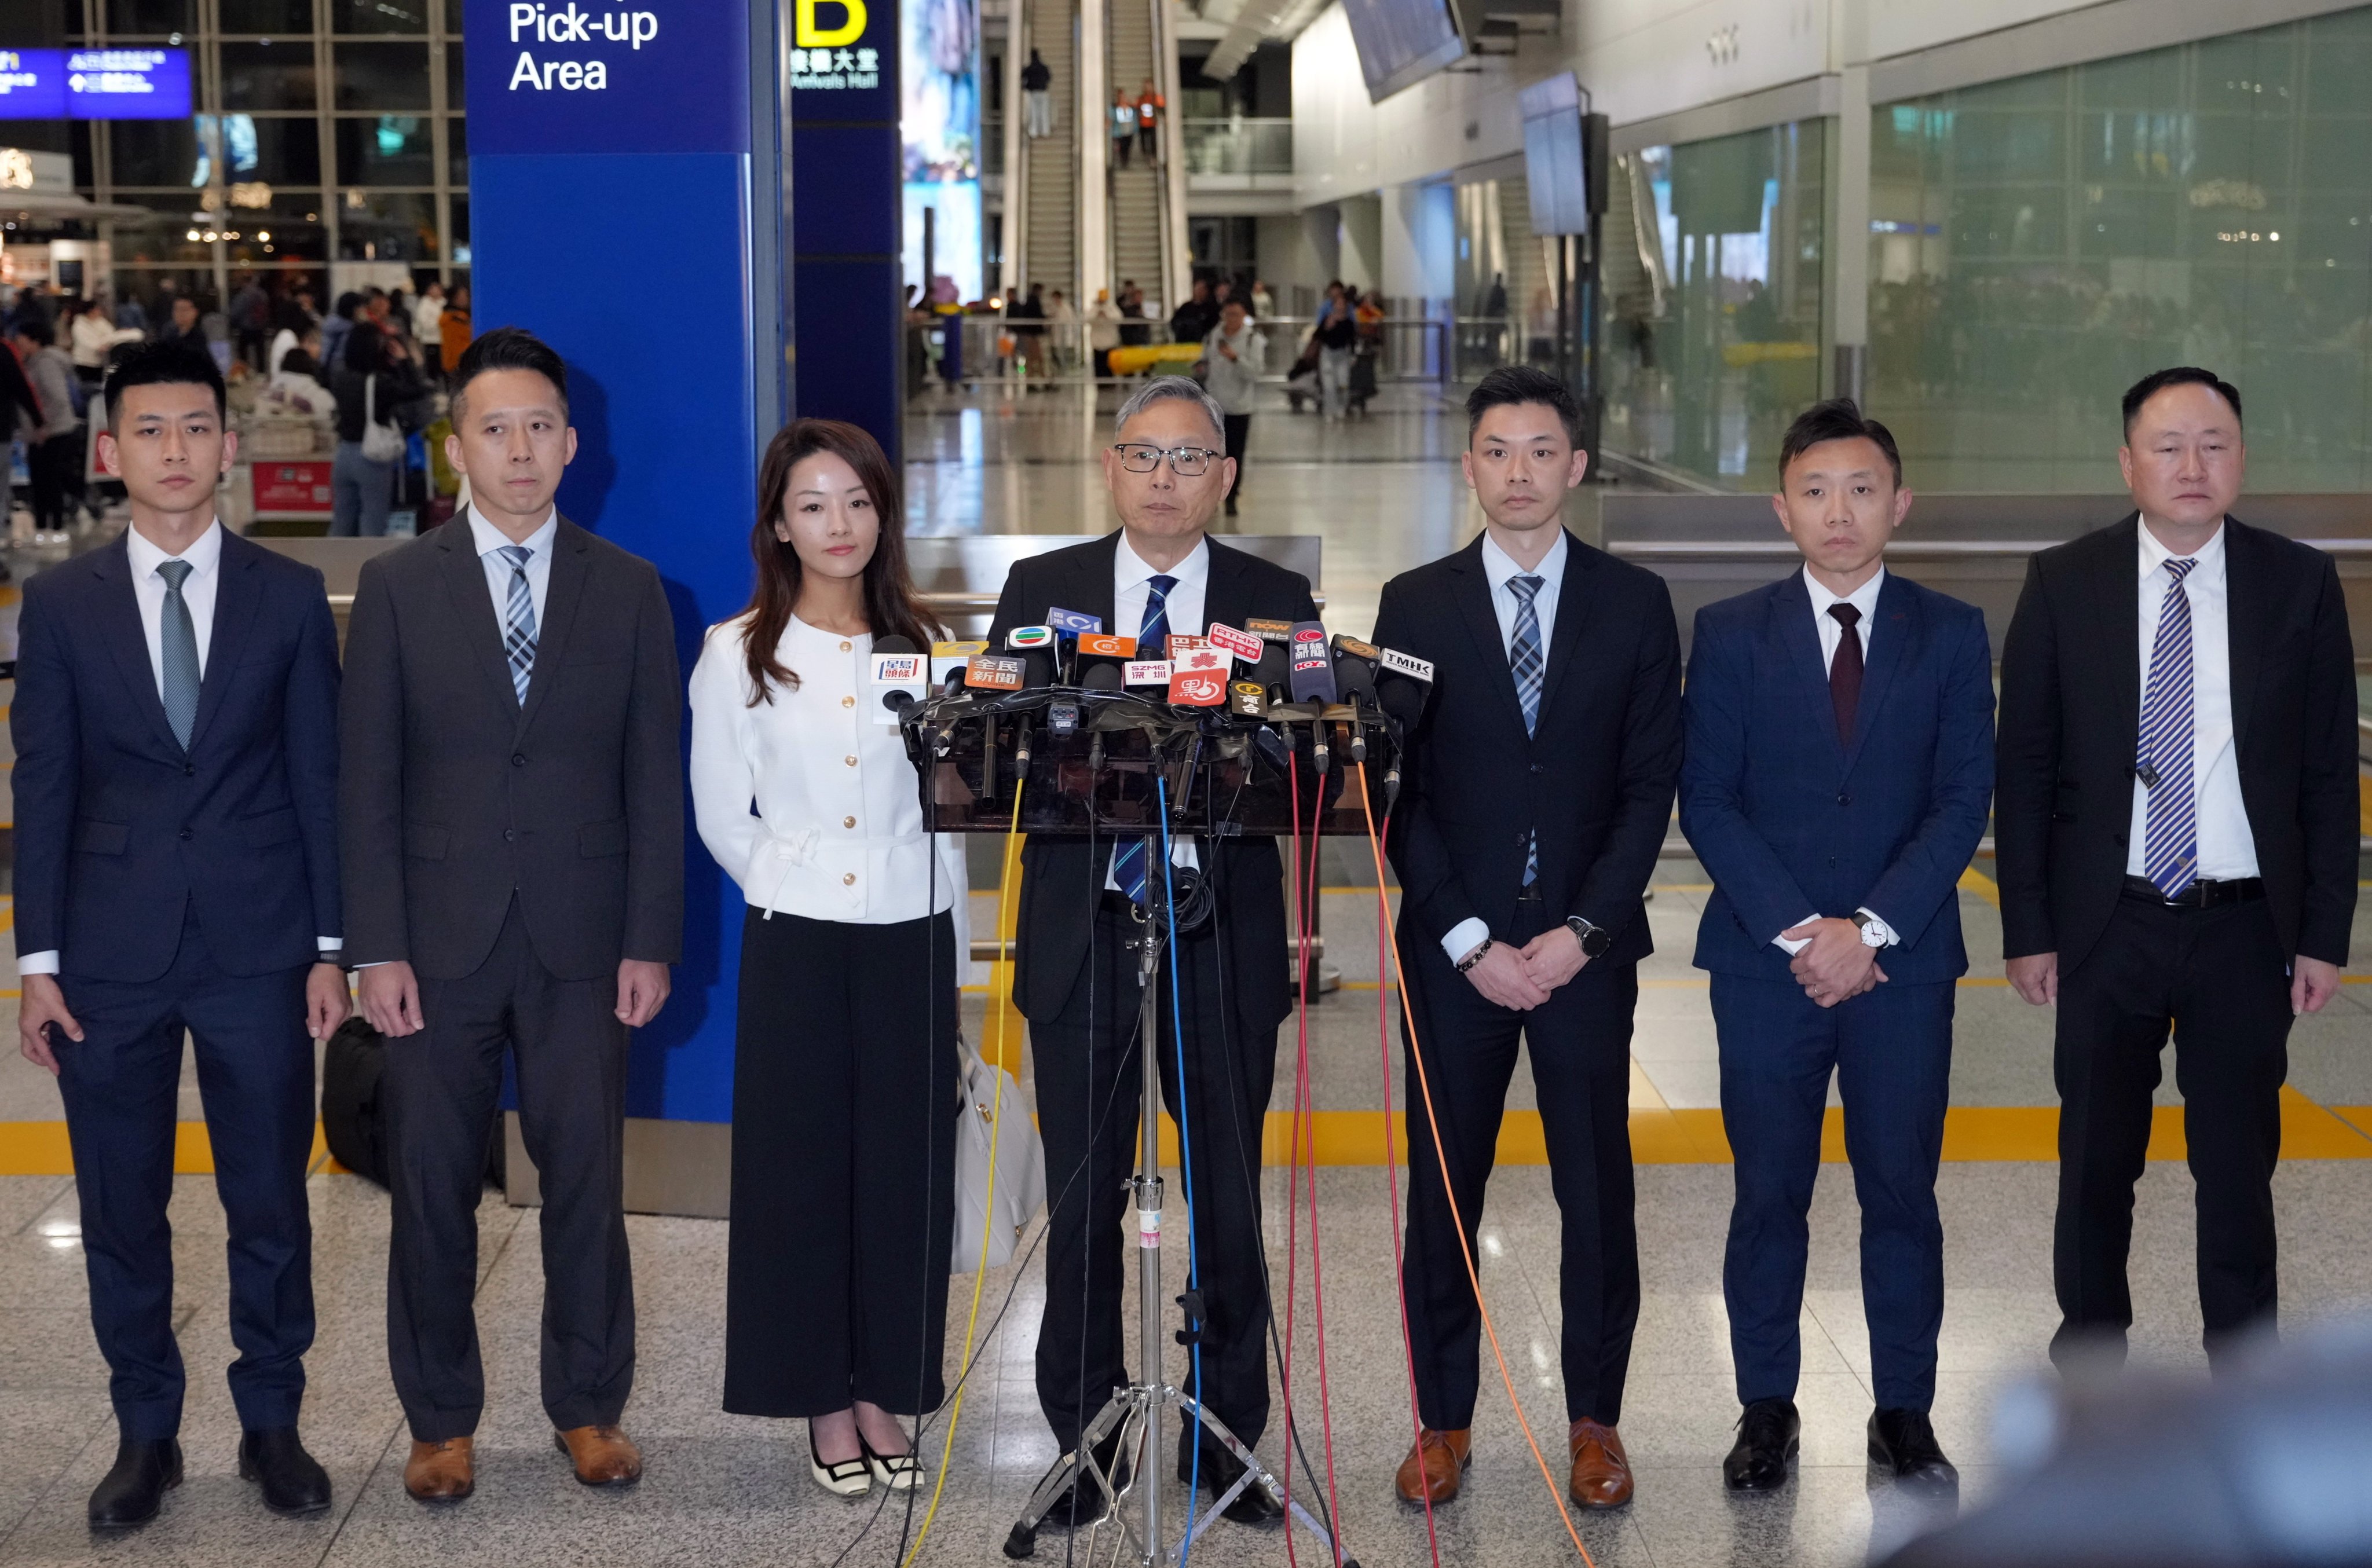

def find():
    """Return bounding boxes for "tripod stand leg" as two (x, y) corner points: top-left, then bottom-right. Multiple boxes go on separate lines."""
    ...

(1173, 1394), (1359, 1567)
(1003, 1394), (1140, 1559)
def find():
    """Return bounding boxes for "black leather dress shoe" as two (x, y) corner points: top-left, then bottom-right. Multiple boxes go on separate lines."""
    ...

(239, 1427), (333, 1516)
(1177, 1439), (1283, 1525)
(1722, 1398), (1800, 1492)
(1868, 1408), (1958, 1487)
(88, 1438), (183, 1529)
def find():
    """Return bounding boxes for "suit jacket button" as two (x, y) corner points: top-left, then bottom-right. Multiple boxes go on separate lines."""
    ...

(512, 753), (526, 767)
(178, 827), (192, 840)
(1836, 792), (1850, 806)
(843, 872), (856, 885)
(503, 828), (515, 842)
(1530, 763), (1544, 774)
(184, 763), (195, 776)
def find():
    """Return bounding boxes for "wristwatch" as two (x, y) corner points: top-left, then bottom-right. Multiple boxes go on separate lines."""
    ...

(1455, 939), (1494, 973)
(1565, 916), (1613, 959)
(1848, 910), (1888, 948)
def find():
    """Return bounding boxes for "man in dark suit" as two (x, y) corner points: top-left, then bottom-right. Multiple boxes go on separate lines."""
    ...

(13, 341), (349, 1527)
(1997, 368), (2356, 1370)
(986, 376), (1317, 1526)
(1374, 366), (1682, 1512)
(1681, 400), (1994, 1492)
(341, 327), (684, 1502)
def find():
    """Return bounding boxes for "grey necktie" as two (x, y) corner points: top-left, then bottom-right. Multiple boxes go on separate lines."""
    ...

(157, 558), (200, 749)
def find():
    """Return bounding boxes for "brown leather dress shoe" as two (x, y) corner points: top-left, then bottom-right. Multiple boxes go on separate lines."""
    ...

(1393, 1428), (1472, 1505)
(404, 1437), (475, 1503)
(555, 1424), (644, 1487)
(1568, 1419), (1633, 1509)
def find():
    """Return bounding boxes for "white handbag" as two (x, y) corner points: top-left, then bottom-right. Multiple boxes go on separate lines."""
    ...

(360, 372), (405, 464)
(951, 1038), (1045, 1272)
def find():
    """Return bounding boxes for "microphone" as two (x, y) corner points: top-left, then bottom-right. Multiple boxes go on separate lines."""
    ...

(1080, 662), (1123, 693)
(1287, 621), (1337, 705)
(1228, 680), (1267, 719)
(1334, 658), (1377, 762)
(871, 635), (927, 722)
(1375, 671), (1426, 810)
(1251, 642), (1291, 706)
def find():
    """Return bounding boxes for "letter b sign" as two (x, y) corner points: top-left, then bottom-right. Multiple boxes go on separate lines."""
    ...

(796, 0), (866, 46)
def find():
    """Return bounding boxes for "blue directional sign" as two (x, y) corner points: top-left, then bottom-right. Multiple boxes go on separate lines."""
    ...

(0, 49), (68, 119)
(63, 49), (193, 119)
(465, 0), (748, 155)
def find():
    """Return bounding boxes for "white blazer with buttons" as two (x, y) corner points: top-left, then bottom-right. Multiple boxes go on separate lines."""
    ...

(689, 613), (969, 957)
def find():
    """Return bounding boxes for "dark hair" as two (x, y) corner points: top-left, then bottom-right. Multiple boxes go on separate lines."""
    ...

(14, 317), (54, 346)
(1465, 365), (1586, 448)
(342, 323), (388, 372)
(450, 325), (569, 422)
(332, 291), (363, 320)
(280, 348), (319, 377)
(1778, 398), (1904, 486)
(740, 419), (940, 704)
(2121, 367), (2242, 435)
(102, 339), (226, 426)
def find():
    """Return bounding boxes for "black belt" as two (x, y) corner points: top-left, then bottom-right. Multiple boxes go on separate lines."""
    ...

(2120, 874), (2265, 910)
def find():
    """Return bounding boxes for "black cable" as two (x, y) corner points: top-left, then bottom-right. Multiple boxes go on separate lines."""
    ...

(888, 825), (946, 1567)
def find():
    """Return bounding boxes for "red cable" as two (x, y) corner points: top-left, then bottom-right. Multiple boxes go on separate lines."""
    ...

(1298, 761), (1346, 1565)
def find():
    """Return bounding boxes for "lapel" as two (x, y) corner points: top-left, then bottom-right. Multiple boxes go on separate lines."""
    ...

(188, 529), (261, 752)
(89, 533), (183, 756)
(2093, 514), (2143, 742)
(434, 510), (529, 722)
(1842, 569), (1917, 775)
(1445, 534), (1531, 735)
(1766, 570), (1840, 757)
(1072, 530), (1123, 632)
(2221, 514), (2263, 753)
(1536, 530), (1593, 723)
(514, 518), (592, 738)
(1201, 535), (1253, 633)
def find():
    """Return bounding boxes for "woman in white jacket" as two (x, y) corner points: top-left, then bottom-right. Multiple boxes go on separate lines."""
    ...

(688, 418), (967, 1499)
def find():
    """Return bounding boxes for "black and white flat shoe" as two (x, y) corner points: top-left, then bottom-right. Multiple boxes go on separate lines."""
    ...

(862, 1436), (922, 1492)
(809, 1431), (872, 1498)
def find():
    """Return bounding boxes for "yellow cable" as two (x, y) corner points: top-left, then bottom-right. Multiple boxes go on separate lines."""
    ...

(902, 778), (1026, 1567)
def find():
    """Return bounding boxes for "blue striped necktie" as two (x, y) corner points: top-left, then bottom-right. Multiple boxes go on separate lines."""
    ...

(1509, 573), (1545, 886)
(498, 544), (538, 706)
(2139, 555), (2199, 897)
(1110, 573), (1178, 902)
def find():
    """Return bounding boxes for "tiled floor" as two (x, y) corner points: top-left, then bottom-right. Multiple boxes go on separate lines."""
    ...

(3, 385), (2372, 1566)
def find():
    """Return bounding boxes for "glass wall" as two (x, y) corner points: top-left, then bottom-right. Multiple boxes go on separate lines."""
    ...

(1868, 6), (2372, 490)
(63, 0), (466, 305)
(1601, 120), (1825, 487)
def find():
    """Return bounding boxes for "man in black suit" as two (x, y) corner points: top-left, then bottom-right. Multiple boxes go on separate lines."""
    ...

(341, 328), (684, 1502)
(13, 342), (347, 1527)
(1374, 366), (1682, 1512)
(1998, 367), (2357, 1369)
(987, 376), (1317, 1526)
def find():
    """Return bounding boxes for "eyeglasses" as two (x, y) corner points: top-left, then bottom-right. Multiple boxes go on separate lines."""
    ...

(1111, 442), (1219, 476)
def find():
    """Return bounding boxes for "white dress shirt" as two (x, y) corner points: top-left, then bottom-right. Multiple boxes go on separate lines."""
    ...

(20, 519), (336, 977)
(1106, 532), (1210, 891)
(2128, 519), (2258, 880)
(689, 614), (968, 958)
(1774, 565), (1897, 956)
(467, 505), (557, 627)
(1440, 529), (1570, 963)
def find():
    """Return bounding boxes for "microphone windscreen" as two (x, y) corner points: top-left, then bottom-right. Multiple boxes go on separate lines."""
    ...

(1020, 649), (1054, 690)
(1081, 662), (1123, 692)
(1251, 642), (1290, 693)
(1287, 621), (1338, 704)
(1336, 656), (1377, 704)
(873, 634), (920, 655)
(1378, 673), (1426, 728)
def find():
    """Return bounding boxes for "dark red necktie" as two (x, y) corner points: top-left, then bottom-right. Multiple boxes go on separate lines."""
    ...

(1829, 603), (1864, 745)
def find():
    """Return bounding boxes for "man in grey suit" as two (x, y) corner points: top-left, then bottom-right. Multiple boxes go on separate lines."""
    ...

(339, 327), (684, 1503)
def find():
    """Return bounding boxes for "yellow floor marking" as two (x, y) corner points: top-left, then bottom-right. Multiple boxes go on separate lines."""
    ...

(1958, 864), (2001, 908)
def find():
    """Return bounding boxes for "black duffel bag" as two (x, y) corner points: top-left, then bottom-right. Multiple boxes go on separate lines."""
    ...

(320, 1017), (506, 1190)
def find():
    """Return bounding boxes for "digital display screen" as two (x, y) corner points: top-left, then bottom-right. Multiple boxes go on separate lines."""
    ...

(1339, 0), (1465, 104)
(0, 49), (194, 119)
(1520, 72), (1590, 236)
(902, 0), (981, 301)
(0, 49), (68, 118)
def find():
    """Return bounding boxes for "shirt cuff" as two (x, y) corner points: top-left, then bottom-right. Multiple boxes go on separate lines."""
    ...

(1441, 917), (1491, 966)
(1771, 914), (1822, 956)
(1855, 908), (1900, 947)
(16, 950), (59, 976)
(317, 938), (342, 956)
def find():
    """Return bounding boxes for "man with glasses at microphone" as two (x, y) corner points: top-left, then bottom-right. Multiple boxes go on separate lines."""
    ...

(1373, 366), (1682, 1514)
(986, 376), (1319, 1528)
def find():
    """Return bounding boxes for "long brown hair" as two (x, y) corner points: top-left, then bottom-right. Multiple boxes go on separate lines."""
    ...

(740, 418), (939, 704)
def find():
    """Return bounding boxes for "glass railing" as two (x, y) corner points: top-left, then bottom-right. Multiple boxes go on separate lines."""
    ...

(1180, 118), (1292, 177)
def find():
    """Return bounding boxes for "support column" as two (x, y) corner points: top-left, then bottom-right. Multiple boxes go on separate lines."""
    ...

(1826, 61), (1872, 405)
(1079, 0), (1109, 303)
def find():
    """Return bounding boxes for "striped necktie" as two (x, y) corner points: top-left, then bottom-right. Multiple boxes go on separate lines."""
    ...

(2139, 555), (2199, 897)
(497, 544), (537, 706)
(1509, 573), (1545, 886)
(1110, 573), (1178, 902)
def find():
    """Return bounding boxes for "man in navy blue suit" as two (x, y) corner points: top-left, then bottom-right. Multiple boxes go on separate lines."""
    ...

(12, 342), (350, 1529)
(1679, 401), (1993, 1493)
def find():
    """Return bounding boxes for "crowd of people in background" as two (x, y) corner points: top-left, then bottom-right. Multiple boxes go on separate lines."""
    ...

(2, 269), (475, 547)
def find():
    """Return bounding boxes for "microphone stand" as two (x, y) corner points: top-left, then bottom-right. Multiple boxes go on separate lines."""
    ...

(1004, 830), (1355, 1568)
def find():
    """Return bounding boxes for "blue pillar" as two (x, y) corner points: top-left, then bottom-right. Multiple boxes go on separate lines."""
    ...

(464, 0), (790, 1127)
